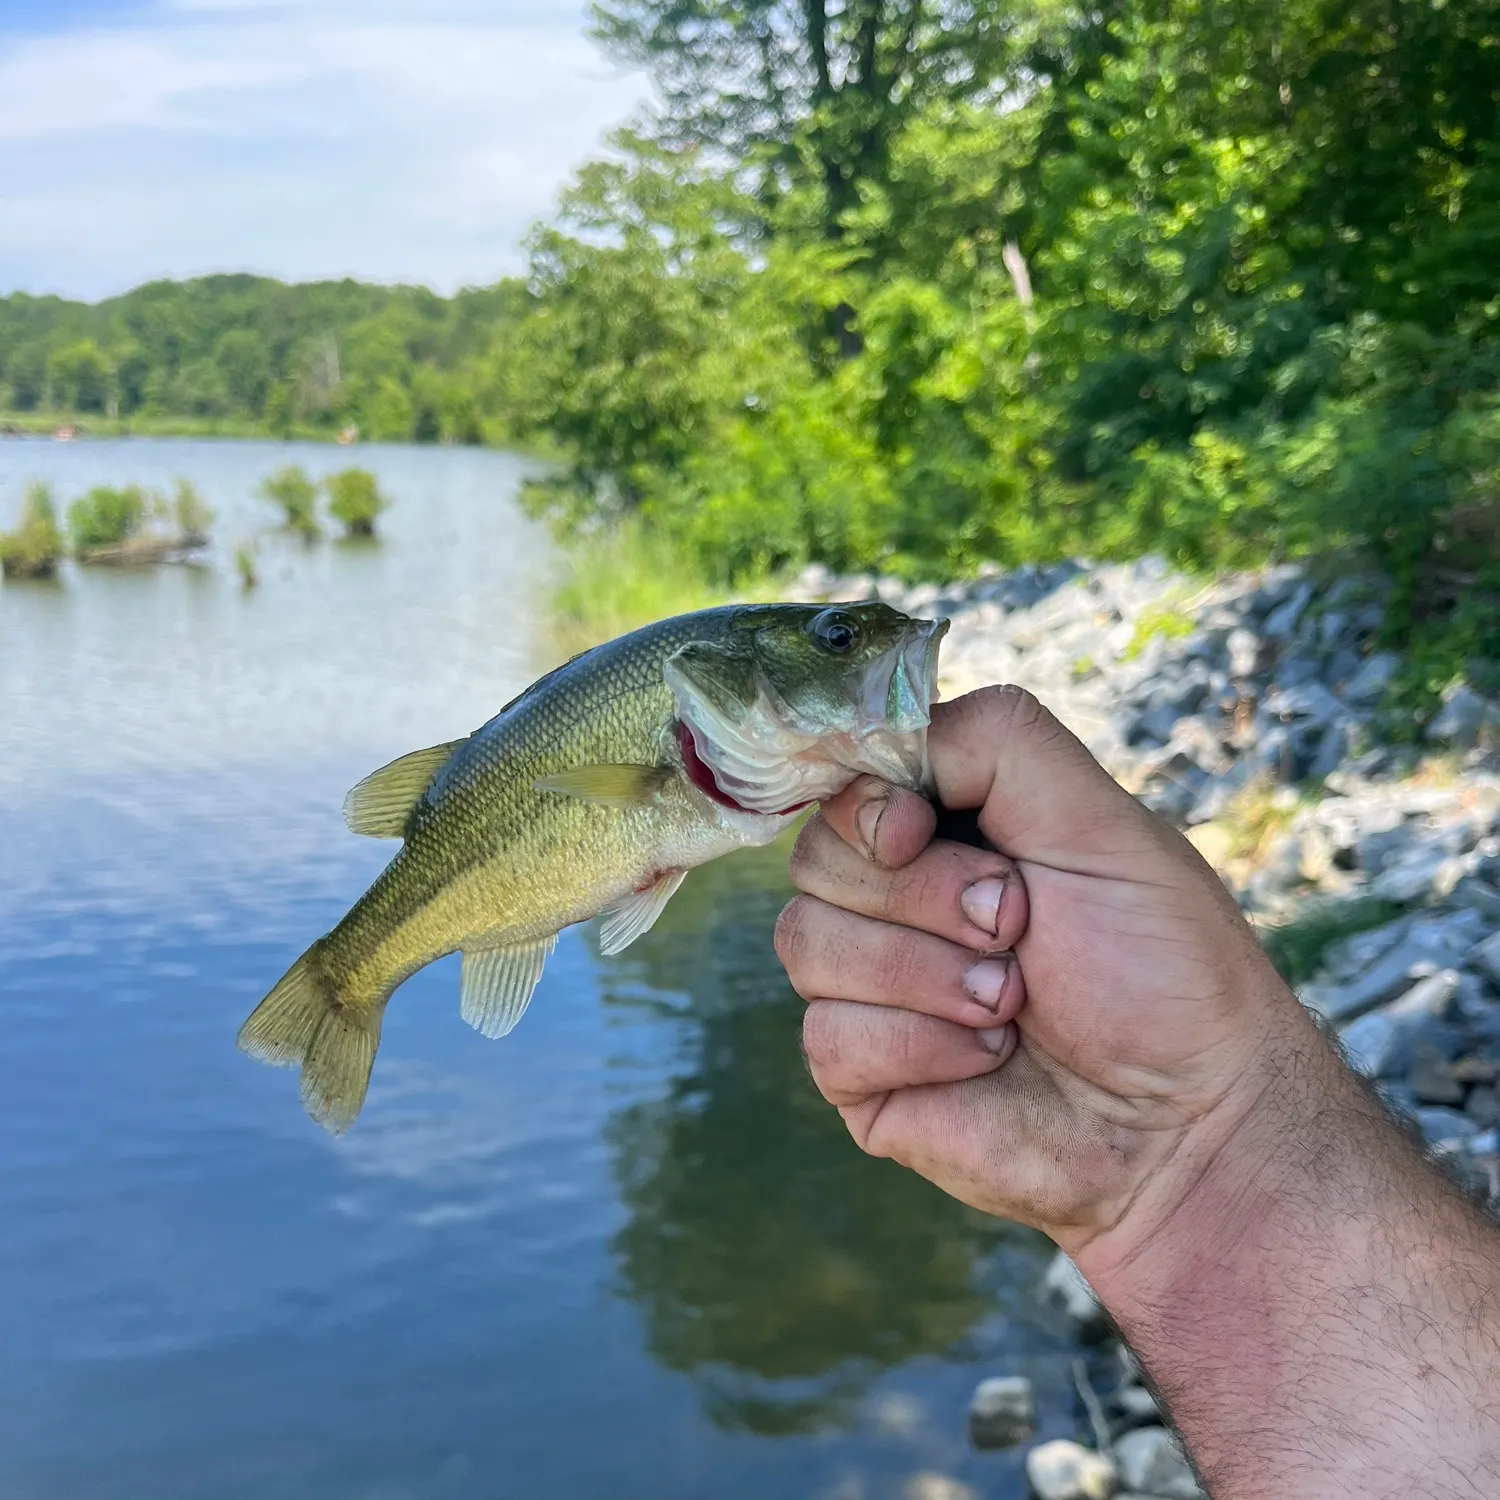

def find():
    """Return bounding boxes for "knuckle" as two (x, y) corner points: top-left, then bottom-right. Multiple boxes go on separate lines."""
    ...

(881, 927), (929, 998)
(772, 896), (810, 969)
(787, 816), (832, 886)
(801, 1003), (840, 1071)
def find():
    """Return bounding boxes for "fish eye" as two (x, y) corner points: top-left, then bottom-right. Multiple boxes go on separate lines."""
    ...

(809, 609), (859, 654)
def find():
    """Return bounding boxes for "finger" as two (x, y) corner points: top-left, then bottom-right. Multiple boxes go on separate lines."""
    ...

(817, 774), (936, 868)
(927, 685), (1160, 875)
(802, 999), (1017, 1107)
(789, 813), (1030, 952)
(775, 895), (1028, 1027)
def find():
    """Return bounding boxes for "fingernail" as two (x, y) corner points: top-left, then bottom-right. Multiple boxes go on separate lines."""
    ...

(979, 1025), (1014, 1055)
(961, 877), (1005, 936)
(856, 792), (887, 861)
(964, 956), (1010, 1012)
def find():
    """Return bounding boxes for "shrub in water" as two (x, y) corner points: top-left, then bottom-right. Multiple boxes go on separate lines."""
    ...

(324, 468), (388, 538)
(0, 481), (65, 579)
(172, 478), (214, 543)
(258, 465), (320, 538)
(68, 485), (145, 552)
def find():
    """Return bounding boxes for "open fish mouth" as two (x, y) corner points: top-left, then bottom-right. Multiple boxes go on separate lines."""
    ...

(673, 614), (950, 817)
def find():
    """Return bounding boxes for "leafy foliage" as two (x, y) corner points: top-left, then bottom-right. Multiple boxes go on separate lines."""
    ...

(258, 465), (321, 539)
(0, 482), (65, 578)
(324, 468), (389, 538)
(67, 486), (145, 551)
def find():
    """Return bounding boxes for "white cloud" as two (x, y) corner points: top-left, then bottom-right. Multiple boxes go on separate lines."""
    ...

(0, 1), (648, 299)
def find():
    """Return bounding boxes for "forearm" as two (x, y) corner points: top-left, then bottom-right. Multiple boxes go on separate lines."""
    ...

(1078, 1004), (1500, 1500)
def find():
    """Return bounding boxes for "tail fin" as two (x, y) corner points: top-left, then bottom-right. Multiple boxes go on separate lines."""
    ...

(238, 942), (384, 1134)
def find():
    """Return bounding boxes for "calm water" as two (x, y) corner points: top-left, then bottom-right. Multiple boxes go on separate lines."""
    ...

(0, 439), (1078, 1500)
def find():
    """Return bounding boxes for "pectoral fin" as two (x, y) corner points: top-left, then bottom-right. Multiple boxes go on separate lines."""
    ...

(460, 934), (558, 1039)
(598, 869), (687, 956)
(343, 742), (462, 838)
(533, 763), (672, 808)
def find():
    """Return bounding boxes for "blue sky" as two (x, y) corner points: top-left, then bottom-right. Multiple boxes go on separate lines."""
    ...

(0, 0), (646, 300)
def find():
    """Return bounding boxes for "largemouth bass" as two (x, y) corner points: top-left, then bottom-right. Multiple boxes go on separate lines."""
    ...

(239, 602), (947, 1132)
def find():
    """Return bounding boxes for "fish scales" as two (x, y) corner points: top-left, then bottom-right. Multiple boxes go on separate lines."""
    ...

(239, 602), (947, 1132)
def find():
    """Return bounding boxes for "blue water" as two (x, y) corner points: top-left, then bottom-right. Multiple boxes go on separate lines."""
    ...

(0, 439), (1079, 1499)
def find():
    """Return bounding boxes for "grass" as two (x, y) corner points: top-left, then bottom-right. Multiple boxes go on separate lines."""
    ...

(258, 465), (320, 539)
(1257, 897), (1407, 988)
(234, 542), (259, 589)
(1121, 603), (1197, 662)
(548, 517), (767, 659)
(172, 478), (214, 543)
(0, 481), (65, 578)
(324, 468), (388, 538)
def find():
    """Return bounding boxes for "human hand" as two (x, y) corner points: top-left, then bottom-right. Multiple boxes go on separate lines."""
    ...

(776, 685), (1319, 1263)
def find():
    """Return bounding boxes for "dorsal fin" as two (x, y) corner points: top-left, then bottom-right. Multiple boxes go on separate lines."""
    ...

(342, 741), (462, 838)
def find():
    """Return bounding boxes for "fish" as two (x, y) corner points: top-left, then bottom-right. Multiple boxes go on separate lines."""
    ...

(238, 601), (948, 1132)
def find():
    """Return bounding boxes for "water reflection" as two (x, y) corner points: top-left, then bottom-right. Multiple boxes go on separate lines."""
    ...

(601, 841), (1025, 1435)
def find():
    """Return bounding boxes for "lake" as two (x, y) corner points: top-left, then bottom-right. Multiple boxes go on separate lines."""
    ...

(0, 439), (1079, 1500)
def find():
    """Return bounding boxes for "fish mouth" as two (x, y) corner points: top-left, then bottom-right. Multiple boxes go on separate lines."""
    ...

(674, 614), (950, 817)
(860, 615), (949, 736)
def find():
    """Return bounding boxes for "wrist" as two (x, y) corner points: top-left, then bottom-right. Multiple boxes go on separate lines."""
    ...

(1072, 992), (1500, 1499)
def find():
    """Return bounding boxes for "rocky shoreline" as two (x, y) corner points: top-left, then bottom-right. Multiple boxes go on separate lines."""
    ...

(791, 558), (1500, 1499)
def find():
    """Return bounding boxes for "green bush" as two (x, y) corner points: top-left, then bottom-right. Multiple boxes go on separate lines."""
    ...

(324, 468), (388, 538)
(68, 485), (145, 551)
(0, 481), (65, 578)
(172, 477), (214, 542)
(258, 465), (320, 538)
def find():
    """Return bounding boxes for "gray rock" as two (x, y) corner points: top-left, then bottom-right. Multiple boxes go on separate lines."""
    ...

(1264, 582), (1313, 639)
(1227, 627), (1262, 678)
(1466, 1086), (1500, 1129)
(1411, 1044), (1464, 1105)
(1114, 1426), (1204, 1499)
(1115, 1384), (1162, 1422)
(1041, 1251), (1109, 1339)
(1386, 968), (1462, 1021)
(1188, 761), (1254, 825)
(1417, 1107), (1479, 1147)
(1025, 1440), (1118, 1500)
(1344, 651), (1400, 705)
(1452, 877), (1500, 923)
(1265, 681), (1346, 731)
(967, 1375), (1036, 1449)
(1428, 684), (1499, 749)
(1304, 917), (1484, 1023)
(1308, 721), (1354, 783)
(1474, 930), (1500, 986)
(1370, 848), (1451, 904)
(1339, 1010), (1413, 1079)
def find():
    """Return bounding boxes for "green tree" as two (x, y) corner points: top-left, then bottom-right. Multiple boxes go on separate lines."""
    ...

(47, 339), (112, 413)
(324, 468), (388, 537)
(214, 328), (272, 415)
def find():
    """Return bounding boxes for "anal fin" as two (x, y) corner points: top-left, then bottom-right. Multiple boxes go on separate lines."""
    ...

(460, 934), (558, 1039)
(598, 869), (687, 956)
(344, 741), (462, 838)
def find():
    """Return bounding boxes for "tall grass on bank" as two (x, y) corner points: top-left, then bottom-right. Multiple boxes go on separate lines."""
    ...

(0, 481), (65, 579)
(548, 518), (757, 659)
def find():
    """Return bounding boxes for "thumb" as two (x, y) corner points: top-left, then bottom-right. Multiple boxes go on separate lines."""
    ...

(929, 685), (1161, 877)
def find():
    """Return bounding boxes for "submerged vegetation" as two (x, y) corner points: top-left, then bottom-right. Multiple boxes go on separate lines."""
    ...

(258, 465), (320, 539)
(0, 481), (64, 579)
(67, 485), (145, 552)
(324, 468), (388, 538)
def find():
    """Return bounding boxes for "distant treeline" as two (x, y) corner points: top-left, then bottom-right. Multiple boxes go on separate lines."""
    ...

(0, 276), (529, 444)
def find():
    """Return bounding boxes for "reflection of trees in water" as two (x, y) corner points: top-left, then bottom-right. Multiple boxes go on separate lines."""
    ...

(600, 840), (1032, 1434)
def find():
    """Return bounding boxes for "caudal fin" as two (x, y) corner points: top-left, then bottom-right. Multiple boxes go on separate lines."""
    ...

(238, 942), (384, 1134)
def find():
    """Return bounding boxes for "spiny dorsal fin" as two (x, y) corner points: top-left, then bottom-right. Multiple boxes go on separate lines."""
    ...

(532, 763), (671, 809)
(343, 741), (462, 838)
(598, 869), (687, 956)
(460, 934), (557, 1039)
